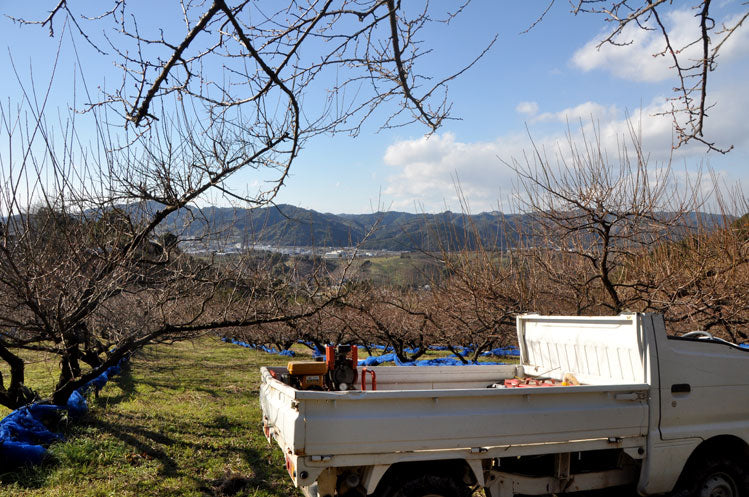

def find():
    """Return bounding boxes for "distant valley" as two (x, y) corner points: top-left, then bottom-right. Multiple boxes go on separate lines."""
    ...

(151, 204), (737, 254)
(163, 204), (534, 253)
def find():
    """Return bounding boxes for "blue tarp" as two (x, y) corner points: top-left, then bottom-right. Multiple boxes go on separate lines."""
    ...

(740, 344), (749, 349)
(0, 356), (129, 469)
(224, 336), (519, 365)
(407, 357), (506, 366)
(428, 345), (520, 357)
(486, 346), (521, 357)
(0, 404), (64, 451)
(358, 352), (400, 366)
(356, 343), (519, 367)
(358, 352), (505, 367)
(221, 337), (295, 357)
(0, 440), (47, 466)
(65, 391), (88, 419)
(364, 344), (429, 354)
(357, 344), (520, 359)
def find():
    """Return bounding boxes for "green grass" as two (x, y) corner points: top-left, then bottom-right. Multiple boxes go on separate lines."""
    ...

(351, 253), (444, 288)
(0, 350), (60, 420)
(0, 338), (300, 497)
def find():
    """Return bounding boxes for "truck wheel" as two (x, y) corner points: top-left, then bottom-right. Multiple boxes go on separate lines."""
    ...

(673, 456), (748, 497)
(389, 475), (471, 497)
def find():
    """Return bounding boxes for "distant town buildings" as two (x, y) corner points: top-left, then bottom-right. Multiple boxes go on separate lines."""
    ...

(180, 240), (402, 258)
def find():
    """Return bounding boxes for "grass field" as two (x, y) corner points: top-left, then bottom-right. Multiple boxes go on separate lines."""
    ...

(1, 338), (300, 497)
(350, 254), (444, 288)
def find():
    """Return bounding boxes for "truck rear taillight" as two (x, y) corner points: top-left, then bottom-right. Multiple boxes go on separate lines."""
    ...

(285, 454), (295, 479)
(263, 422), (272, 442)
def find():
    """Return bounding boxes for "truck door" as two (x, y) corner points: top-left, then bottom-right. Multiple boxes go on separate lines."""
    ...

(655, 316), (749, 441)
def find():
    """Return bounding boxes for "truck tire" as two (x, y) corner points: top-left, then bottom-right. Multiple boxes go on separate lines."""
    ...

(672, 456), (748, 497)
(389, 475), (471, 497)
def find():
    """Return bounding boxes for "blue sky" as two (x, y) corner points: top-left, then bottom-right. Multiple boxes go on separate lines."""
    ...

(1, 2), (747, 214)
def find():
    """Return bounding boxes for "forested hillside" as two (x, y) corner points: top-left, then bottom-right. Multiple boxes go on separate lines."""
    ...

(158, 204), (730, 251)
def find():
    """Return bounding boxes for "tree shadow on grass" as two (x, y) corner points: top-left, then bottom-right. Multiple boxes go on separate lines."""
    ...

(134, 378), (224, 398)
(238, 447), (299, 496)
(92, 418), (179, 477)
(0, 458), (56, 489)
(195, 444), (301, 496)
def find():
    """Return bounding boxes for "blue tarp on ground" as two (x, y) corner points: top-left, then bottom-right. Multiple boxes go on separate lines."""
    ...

(487, 346), (520, 356)
(222, 337), (295, 356)
(224, 336), (519, 366)
(356, 343), (519, 367)
(428, 345), (520, 357)
(358, 352), (399, 366)
(0, 404), (64, 449)
(65, 391), (88, 419)
(406, 357), (506, 366)
(358, 352), (506, 367)
(0, 356), (129, 469)
(0, 440), (47, 466)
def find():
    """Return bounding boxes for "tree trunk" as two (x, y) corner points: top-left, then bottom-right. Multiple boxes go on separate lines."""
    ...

(0, 341), (36, 409)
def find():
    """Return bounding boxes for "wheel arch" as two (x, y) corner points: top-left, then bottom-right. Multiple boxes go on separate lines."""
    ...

(366, 458), (480, 496)
(685, 435), (749, 467)
(671, 434), (749, 494)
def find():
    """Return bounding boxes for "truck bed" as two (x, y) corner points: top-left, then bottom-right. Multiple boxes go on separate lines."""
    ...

(260, 364), (649, 457)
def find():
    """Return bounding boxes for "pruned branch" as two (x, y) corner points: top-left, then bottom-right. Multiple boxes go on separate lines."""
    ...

(571, 0), (747, 153)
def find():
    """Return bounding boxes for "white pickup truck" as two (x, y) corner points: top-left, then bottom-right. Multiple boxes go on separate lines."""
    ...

(259, 313), (749, 497)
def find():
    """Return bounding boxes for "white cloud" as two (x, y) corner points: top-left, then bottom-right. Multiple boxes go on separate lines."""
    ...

(516, 101), (539, 116)
(533, 101), (619, 124)
(595, 85), (749, 161)
(382, 132), (527, 212)
(380, 8), (749, 213)
(572, 9), (749, 82)
(382, 90), (749, 212)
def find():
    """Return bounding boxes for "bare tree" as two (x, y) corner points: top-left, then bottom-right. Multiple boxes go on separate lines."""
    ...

(0, 1), (487, 409)
(510, 124), (706, 315)
(428, 226), (533, 362)
(631, 199), (749, 341)
(335, 284), (432, 363)
(526, 1), (746, 152)
(506, 122), (748, 343)
(0, 193), (338, 407)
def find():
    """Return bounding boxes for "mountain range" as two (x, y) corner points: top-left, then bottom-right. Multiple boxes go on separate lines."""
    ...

(160, 204), (533, 251)
(159, 204), (735, 252)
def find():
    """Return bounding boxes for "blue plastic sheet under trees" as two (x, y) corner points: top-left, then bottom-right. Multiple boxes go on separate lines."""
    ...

(224, 337), (521, 366)
(0, 356), (129, 468)
(357, 345), (520, 367)
(357, 353), (507, 367)
(221, 337), (295, 356)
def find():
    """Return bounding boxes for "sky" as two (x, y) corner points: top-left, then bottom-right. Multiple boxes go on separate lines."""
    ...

(1, 2), (747, 214)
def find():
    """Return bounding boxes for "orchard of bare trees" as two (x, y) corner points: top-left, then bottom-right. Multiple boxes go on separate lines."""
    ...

(1, 1), (747, 411)
(231, 134), (748, 362)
